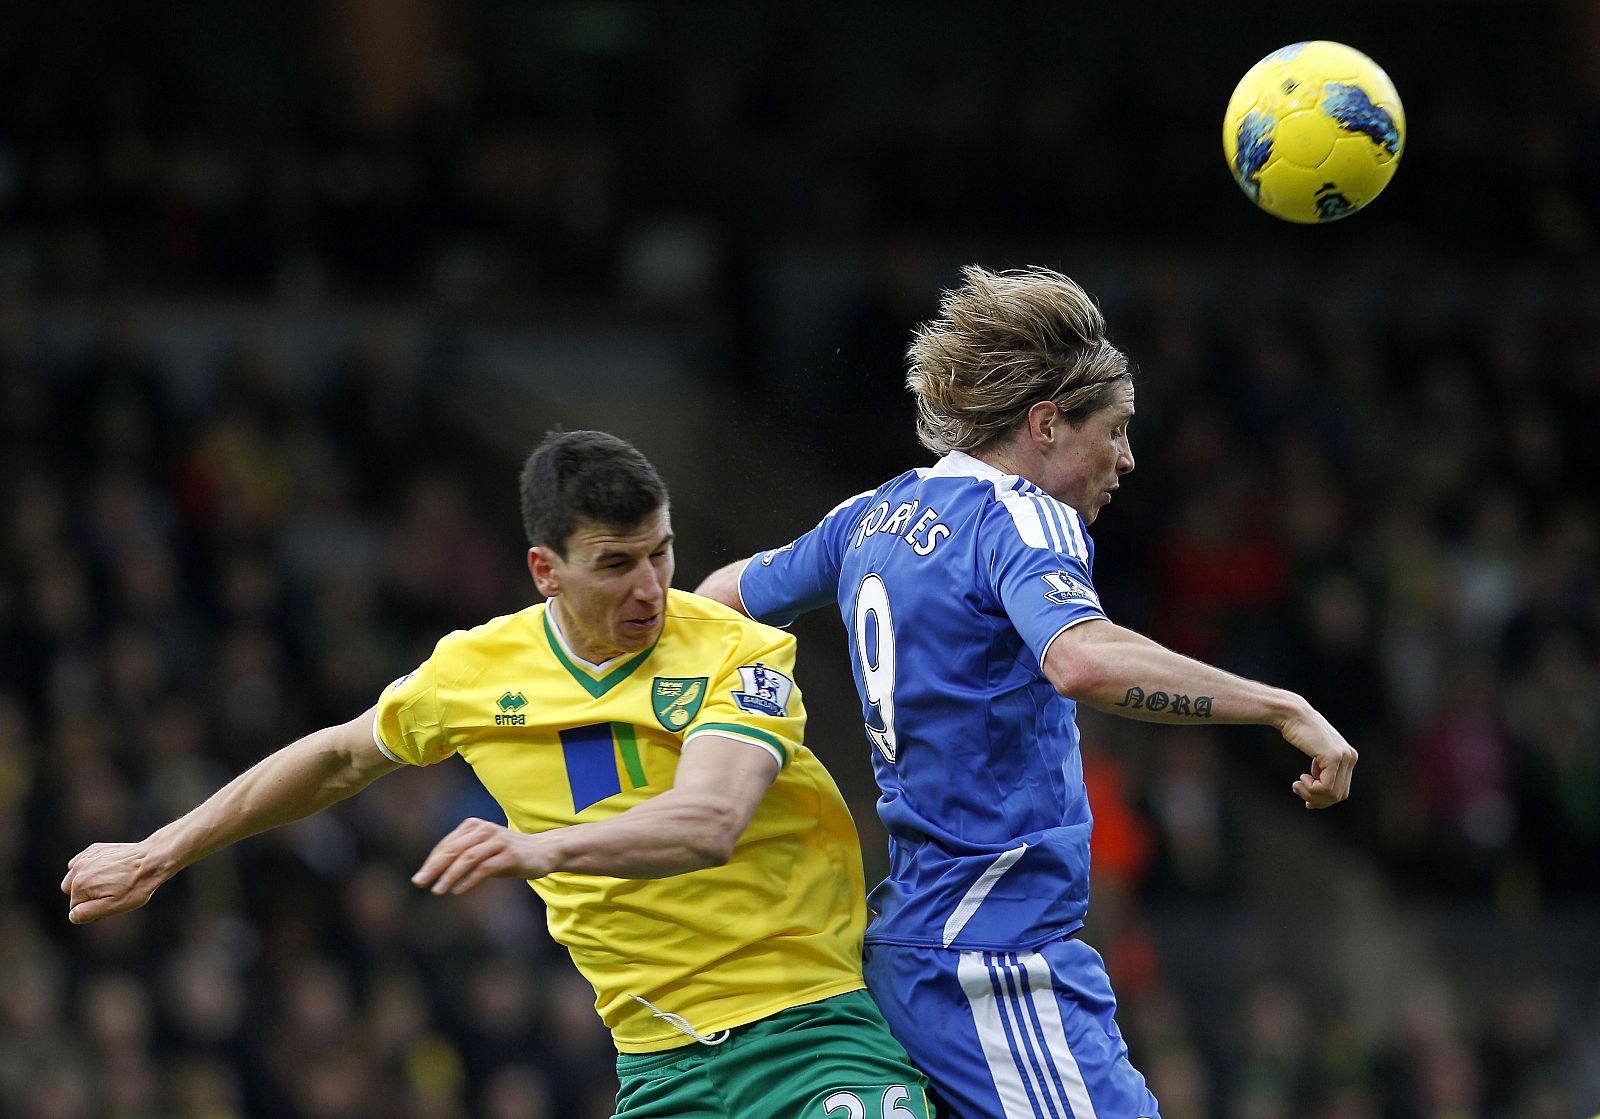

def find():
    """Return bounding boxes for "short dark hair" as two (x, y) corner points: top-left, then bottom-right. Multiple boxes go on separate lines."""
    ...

(519, 430), (668, 554)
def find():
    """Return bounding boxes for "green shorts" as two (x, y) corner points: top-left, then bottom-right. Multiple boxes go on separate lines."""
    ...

(613, 989), (934, 1119)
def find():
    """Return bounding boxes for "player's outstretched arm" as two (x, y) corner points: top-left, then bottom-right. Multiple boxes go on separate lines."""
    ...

(1045, 619), (1357, 808)
(62, 707), (400, 924)
(694, 558), (751, 616)
(412, 734), (779, 895)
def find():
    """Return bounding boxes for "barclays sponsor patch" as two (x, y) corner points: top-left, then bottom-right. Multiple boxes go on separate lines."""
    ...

(731, 662), (793, 717)
(1040, 571), (1099, 606)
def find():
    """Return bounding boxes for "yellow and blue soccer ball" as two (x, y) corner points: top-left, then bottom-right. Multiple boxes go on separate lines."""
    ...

(1223, 40), (1405, 223)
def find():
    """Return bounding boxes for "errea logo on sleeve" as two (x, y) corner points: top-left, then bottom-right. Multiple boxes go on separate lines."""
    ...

(496, 691), (528, 725)
(732, 663), (793, 717)
(1040, 572), (1099, 607)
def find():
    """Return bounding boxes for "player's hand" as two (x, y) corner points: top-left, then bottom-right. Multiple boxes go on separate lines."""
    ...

(61, 842), (164, 924)
(412, 817), (551, 896)
(1279, 704), (1358, 809)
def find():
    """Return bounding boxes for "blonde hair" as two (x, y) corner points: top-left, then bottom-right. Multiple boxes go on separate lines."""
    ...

(906, 265), (1130, 455)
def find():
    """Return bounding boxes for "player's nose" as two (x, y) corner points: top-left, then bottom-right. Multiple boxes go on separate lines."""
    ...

(634, 564), (667, 602)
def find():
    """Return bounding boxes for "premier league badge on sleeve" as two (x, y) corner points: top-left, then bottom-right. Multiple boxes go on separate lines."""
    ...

(758, 542), (796, 566)
(1040, 571), (1100, 607)
(732, 663), (794, 717)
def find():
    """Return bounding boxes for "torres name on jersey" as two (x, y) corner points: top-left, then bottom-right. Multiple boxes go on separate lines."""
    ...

(741, 452), (1108, 952)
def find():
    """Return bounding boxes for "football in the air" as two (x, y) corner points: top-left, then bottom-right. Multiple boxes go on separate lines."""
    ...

(1222, 40), (1405, 223)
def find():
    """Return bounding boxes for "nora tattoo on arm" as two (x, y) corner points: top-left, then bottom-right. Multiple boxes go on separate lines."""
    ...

(1115, 687), (1213, 718)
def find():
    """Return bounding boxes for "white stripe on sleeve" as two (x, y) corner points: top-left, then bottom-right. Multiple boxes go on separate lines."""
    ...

(993, 486), (1049, 549)
(371, 719), (407, 765)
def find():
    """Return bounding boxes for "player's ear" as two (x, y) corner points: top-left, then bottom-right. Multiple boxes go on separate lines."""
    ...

(1027, 400), (1062, 446)
(529, 546), (560, 597)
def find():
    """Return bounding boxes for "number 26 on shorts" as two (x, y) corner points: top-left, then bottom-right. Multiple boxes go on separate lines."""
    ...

(822, 1084), (923, 1119)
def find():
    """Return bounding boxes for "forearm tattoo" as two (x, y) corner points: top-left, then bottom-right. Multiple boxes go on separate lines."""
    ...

(1114, 687), (1213, 718)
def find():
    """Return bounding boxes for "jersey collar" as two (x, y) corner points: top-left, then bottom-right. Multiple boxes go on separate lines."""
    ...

(928, 450), (1010, 480)
(542, 606), (658, 698)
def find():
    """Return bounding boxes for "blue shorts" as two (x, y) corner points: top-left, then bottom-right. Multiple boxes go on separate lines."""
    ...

(863, 937), (1160, 1119)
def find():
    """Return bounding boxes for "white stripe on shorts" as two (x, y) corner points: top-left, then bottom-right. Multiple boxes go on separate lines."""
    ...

(956, 950), (1099, 1119)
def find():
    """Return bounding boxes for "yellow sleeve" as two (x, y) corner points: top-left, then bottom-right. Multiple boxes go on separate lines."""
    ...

(683, 627), (804, 769)
(373, 651), (456, 766)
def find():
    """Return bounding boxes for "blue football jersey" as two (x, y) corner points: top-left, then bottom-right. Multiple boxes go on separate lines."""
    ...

(739, 451), (1108, 951)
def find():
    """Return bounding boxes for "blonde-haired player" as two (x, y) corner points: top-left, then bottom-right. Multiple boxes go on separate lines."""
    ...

(700, 266), (1357, 1119)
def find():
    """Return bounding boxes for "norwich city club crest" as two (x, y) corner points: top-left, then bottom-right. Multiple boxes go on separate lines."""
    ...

(652, 677), (707, 731)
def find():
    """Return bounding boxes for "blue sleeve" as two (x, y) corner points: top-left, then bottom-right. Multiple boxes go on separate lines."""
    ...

(738, 490), (876, 627)
(983, 496), (1108, 666)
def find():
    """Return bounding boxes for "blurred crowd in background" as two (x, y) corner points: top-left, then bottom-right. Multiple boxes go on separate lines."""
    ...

(1, 1), (1597, 303)
(3, 2), (1600, 1118)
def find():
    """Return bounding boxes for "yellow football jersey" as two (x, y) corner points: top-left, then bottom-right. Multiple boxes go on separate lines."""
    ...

(373, 589), (868, 1052)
